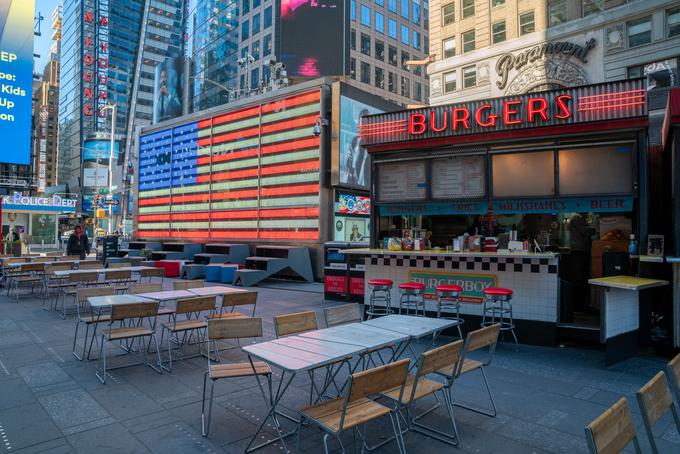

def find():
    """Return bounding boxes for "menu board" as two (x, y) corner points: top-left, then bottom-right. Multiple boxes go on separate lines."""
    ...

(378, 161), (427, 202)
(431, 155), (485, 199)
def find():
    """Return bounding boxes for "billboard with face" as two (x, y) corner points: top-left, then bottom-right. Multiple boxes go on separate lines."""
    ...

(279, 0), (342, 78)
(338, 96), (383, 189)
(153, 57), (184, 123)
(0, 1), (34, 165)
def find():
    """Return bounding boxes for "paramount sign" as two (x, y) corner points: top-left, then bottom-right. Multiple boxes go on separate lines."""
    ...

(408, 270), (497, 304)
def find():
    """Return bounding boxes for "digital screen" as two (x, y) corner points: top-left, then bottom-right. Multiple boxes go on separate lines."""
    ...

(0, 1), (34, 165)
(339, 96), (383, 189)
(138, 90), (322, 241)
(153, 57), (184, 124)
(82, 140), (121, 188)
(279, 0), (342, 77)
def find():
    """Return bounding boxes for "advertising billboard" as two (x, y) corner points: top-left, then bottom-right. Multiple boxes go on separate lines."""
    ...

(0, 1), (34, 165)
(153, 57), (184, 124)
(338, 96), (383, 189)
(82, 139), (120, 188)
(279, 0), (342, 78)
(333, 192), (371, 241)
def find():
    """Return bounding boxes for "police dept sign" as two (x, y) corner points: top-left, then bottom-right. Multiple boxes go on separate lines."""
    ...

(408, 270), (497, 303)
(1, 193), (77, 213)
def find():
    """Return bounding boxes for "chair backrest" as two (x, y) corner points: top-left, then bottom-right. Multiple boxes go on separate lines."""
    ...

(420, 339), (464, 377)
(110, 301), (158, 322)
(20, 263), (45, 272)
(77, 286), (115, 303)
(222, 291), (257, 307)
(274, 310), (317, 337)
(33, 257), (53, 263)
(46, 251), (63, 257)
(69, 272), (99, 283)
(668, 353), (680, 398)
(78, 261), (101, 270)
(104, 269), (132, 281)
(7, 258), (28, 264)
(108, 262), (130, 268)
(208, 317), (263, 340)
(585, 398), (639, 454)
(348, 359), (410, 403)
(129, 283), (162, 294)
(141, 267), (164, 277)
(175, 296), (216, 315)
(465, 323), (500, 353)
(173, 280), (204, 290)
(324, 304), (361, 327)
(636, 371), (675, 430)
(63, 255), (82, 261)
(46, 263), (73, 276)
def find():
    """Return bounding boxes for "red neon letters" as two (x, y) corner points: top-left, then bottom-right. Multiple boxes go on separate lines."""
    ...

(409, 94), (573, 135)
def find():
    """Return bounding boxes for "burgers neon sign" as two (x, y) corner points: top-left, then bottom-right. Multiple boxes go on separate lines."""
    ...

(409, 95), (573, 135)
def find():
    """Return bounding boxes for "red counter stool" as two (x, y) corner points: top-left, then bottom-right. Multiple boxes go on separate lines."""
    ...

(436, 284), (464, 339)
(399, 281), (426, 317)
(366, 279), (394, 319)
(481, 287), (518, 348)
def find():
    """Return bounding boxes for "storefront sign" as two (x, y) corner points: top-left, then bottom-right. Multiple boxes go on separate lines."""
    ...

(379, 201), (487, 216)
(408, 270), (497, 303)
(1, 193), (77, 213)
(359, 80), (646, 145)
(492, 196), (633, 214)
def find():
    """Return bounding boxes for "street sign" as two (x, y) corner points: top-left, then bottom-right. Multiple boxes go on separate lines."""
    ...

(104, 199), (120, 206)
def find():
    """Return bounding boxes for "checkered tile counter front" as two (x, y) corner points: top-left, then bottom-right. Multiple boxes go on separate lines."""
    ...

(364, 252), (559, 323)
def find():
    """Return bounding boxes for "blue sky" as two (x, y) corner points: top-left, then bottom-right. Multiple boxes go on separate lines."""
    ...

(34, 0), (61, 73)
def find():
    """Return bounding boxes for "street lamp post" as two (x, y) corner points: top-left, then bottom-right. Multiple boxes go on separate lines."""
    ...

(100, 103), (117, 235)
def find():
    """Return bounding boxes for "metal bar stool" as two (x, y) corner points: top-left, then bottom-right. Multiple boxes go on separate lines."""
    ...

(399, 281), (426, 317)
(481, 287), (518, 348)
(366, 279), (393, 319)
(435, 284), (464, 339)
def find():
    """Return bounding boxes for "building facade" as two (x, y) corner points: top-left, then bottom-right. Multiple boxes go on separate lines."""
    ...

(190, 0), (430, 110)
(428, 0), (680, 105)
(32, 60), (60, 194)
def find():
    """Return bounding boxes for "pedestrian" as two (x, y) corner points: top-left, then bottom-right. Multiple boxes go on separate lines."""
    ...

(66, 225), (91, 259)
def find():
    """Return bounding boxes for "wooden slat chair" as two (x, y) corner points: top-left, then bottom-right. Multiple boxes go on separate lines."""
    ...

(108, 262), (130, 268)
(1, 259), (24, 289)
(159, 296), (217, 371)
(296, 358), (410, 454)
(78, 261), (102, 270)
(46, 251), (63, 257)
(140, 267), (164, 283)
(62, 255), (82, 261)
(96, 301), (162, 384)
(585, 398), (641, 454)
(9, 263), (46, 302)
(450, 323), (501, 417)
(56, 272), (99, 319)
(173, 279), (205, 290)
(201, 317), (272, 436)
(72, 287), (115, 360)
(381, 340), (463, 447)
(33, 257), (54, 263)
(209, 291), (258, 319)
(129, 283), (163, 294)
(104, 269), (134, 293)
(43, 263), (74, 310)
(635, 371), (680, 453)
(667, 353), (680, 402)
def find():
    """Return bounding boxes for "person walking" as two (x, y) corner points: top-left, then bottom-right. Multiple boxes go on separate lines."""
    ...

(67, 225), (91, 259)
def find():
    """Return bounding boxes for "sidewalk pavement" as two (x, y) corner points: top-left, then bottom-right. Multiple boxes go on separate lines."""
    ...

(0, 278), (678, 453)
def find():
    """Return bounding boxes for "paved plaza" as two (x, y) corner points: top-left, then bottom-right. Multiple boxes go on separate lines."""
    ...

(0, 278), (678, 454)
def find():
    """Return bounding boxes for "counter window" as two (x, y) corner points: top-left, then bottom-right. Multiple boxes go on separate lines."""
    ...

(431, 155), (485, 199)
(492, 151), (555, 197)
(377, 161), (427, 202)
(558, 146), (633, 195)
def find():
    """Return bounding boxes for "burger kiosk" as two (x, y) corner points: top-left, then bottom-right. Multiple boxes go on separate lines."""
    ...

(344, 80), (668, 359)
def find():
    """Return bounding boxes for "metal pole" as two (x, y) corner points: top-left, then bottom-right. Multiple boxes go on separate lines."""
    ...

(108, 103), (116, 235)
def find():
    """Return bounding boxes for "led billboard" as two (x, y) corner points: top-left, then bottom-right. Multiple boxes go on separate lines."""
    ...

(82, 139), (120, 188)
(0, 1), (34, 165)
(153, 57), (184, 124)
(279, 0), (342, 78)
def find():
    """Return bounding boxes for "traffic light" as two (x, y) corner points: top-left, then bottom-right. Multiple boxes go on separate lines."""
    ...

(93, 194), (100, 207)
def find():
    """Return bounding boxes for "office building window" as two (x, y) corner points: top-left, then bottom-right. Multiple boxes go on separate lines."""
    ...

(361, 4), (371, 26)
(243, 0), (250, 13)
(401, 25), (410, 45)
(263, 34), (272, 56)
(389, 72), (397, 93)
(549, 0), (567, 26)
(240, 74), (246, 90)
(375, 67), (385, 88)
(350, 58), (356, 79)
(351, 29), (356, 50)
(463, 0), (474, 18)
(492, 20), (506, 44)
(401, 0), (409, 20)
(413, 0), (421, 25)
(376, 39), (385, 60)
(264, 6), (273, 28)
(424, 36), (429, 53)
(628, 17), (652, 47)
(424, 2), (429, 28)
(389, 45), (398, 66)
(242, 20), (249, 40)
(582, 0), (602, 17)
(361, 61), (371, 84)
(442, 3), (455, 26)
(491, 0), (505, 6)
(252, 13), (260, 35)
(519, 11), (535, 35)
(463, 65), (476, 88)
(376, 12), (385, 33)
(413, 30), (421, 50)
(402, 51), (410, 71)
(443, 37), (455, 58)
(414, 82), (422, 102)
(401, 76), (410, 97)
(389, 19), (397, 38)
(444, 70), (456, 92)
(351, 0), (356, 20)
(251, 67), (259, 89)
(361, 33), (371, 56)
(376, 0), (384, 6)
(462, 30), (475, 53)
(389, 0), (397, 13)
(414, 64), (422, 76)
(667, 7), (680, 37)
(251, 40), (260, 60)
(253, 0), (260, 7)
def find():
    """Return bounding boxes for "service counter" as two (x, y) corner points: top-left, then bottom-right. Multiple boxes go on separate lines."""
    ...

(343, 249), (559, 345)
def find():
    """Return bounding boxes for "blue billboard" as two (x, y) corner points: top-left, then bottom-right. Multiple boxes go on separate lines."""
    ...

(82, 139), (120, 188)
(0, 1), (34, 165)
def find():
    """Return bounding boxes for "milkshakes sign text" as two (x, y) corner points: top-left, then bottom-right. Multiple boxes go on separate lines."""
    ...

(358, 80), (647, 146)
